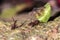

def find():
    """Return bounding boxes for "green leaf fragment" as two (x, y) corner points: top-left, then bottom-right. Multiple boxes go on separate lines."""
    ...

(36, 3), (51, 22)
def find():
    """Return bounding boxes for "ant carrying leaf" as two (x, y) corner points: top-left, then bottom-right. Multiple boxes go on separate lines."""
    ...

(28, 3), (51, 27)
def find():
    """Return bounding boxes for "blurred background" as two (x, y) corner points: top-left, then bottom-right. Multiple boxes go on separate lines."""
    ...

(0, 0), (60, 12)
(0, 0), (60, 18)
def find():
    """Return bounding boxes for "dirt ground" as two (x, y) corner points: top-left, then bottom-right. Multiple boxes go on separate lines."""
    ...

(0, 8), (60, 40)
